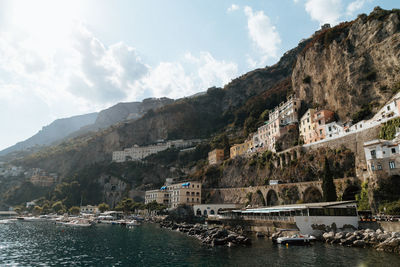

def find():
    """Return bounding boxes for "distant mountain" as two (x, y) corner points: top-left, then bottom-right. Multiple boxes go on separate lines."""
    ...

(0, 97), (174, 156)
(66, 97), (174, 139)
(0, 113), (98, 156)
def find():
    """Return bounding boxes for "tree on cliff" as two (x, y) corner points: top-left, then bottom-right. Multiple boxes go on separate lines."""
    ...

(322, 157), (337, 202)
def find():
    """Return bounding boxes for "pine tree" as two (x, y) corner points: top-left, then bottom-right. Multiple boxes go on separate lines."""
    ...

(322, 156), (337, 202)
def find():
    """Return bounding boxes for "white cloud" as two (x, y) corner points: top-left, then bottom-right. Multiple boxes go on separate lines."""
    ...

(0, 20), (240, 150)
(346, 0), (366, 16)
(305, 0), (343, 25)
(67, 25), (149, 103)
(244, 6), (281, 68)
(134, 52), (238, 99)
(227, 4), (239, 13)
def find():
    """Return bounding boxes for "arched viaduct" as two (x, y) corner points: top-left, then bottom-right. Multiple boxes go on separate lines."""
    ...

(205, 178), (361, 207)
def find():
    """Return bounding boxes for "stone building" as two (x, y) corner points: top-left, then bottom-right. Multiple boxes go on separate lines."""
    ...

(208, 149), (224, 165)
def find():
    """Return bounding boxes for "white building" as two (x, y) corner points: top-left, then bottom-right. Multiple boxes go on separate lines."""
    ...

(80, 205), (99, 214)
(112, 139), (201, 162)
(324, 122), (345, 139)
(221, 201), (359, 236)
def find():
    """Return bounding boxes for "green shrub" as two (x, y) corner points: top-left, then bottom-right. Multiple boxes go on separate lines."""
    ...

(351, 104), (372, 124)
(379, 118), (400, 140)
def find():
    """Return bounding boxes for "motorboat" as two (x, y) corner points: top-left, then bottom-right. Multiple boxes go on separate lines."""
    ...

(275, 234), (316, 245)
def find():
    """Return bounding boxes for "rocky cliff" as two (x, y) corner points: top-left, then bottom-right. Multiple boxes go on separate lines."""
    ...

(293, 7), (400, 120)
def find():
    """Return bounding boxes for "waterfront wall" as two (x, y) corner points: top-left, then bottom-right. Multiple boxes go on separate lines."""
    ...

(360, 221), (400, 232)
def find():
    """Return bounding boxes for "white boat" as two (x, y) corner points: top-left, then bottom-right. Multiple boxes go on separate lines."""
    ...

(126, 220), (140, 228)
(63, 220), (93, 227)
(276, 234), (316, 245)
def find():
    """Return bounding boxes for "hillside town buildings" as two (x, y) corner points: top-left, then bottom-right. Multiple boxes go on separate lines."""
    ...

(112, 139), (201, 162)
(208, 149), (224, 165)
(145, 180), (202, 209)
(247, 94), (301, 154)
(30, 168), (58, 187)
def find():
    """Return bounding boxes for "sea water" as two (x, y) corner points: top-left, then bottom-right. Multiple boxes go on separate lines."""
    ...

(1, 221), (399, 266)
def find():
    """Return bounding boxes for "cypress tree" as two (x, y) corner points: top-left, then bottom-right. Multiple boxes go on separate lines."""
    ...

(322, 156), (337, 202)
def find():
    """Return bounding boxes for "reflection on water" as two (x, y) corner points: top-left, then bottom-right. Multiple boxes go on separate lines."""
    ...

(0, 222), (399, 266)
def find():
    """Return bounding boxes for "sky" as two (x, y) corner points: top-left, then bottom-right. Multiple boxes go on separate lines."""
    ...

(0, 0), (398, 151)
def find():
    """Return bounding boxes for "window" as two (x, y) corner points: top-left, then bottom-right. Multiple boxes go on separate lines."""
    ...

(319, 129), (322, 135)
(370, 150), (376, 159)
(389, 161), (396, 169)
(307, 118), (309, 123)
(387, 105), (391, 111)
(328, 126), (332, 132)
(371, 164), (375, 171)
(318, 120), (321, 125)
(377, 164), (382, 170)
(392, 148), (396, 154)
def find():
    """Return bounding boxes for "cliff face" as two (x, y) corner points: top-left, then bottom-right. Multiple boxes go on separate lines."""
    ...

(292, 8), (400, 120)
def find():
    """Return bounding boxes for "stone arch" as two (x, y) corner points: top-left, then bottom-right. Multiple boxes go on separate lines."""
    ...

(342, 185), (361, 201)
(196, 209), (201, 216)
(203, 209), (208, 216)
(303, 186), (323, 203)
(210, 210), (215, 215)
(266, 190), (279, 206)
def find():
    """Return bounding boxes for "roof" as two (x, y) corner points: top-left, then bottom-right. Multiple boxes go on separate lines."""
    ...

(233, 201), (357, 213)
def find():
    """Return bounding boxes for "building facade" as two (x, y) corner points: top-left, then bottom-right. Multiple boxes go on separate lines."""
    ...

(230, 139), (253, 159)
(251, 94), (300, 152)
(80, 205), (99, 214)
(364, 137), (400, 180)
(144, 189), (170, 205)
(208, 149), (224, 165)
(112, 139), (202, 162)
(299, 108), (316, 144)
(145, 181), (202, 209)
(312, 109), (335, 142)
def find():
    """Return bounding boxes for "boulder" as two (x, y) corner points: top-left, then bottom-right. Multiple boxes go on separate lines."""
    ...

(323, 231), (335, 242)
(377, 234), (391, 242)
(353, 240), (366, 248)
(376, 229), (382, 235)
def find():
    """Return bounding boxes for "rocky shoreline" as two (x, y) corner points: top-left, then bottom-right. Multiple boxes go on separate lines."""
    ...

(151, 216), (400, 254)
(159, 221), (252, 247)
(322, 228), (400, 254)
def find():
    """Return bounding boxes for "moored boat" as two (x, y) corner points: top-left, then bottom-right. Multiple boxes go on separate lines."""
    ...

(275, 234), (316, 245)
